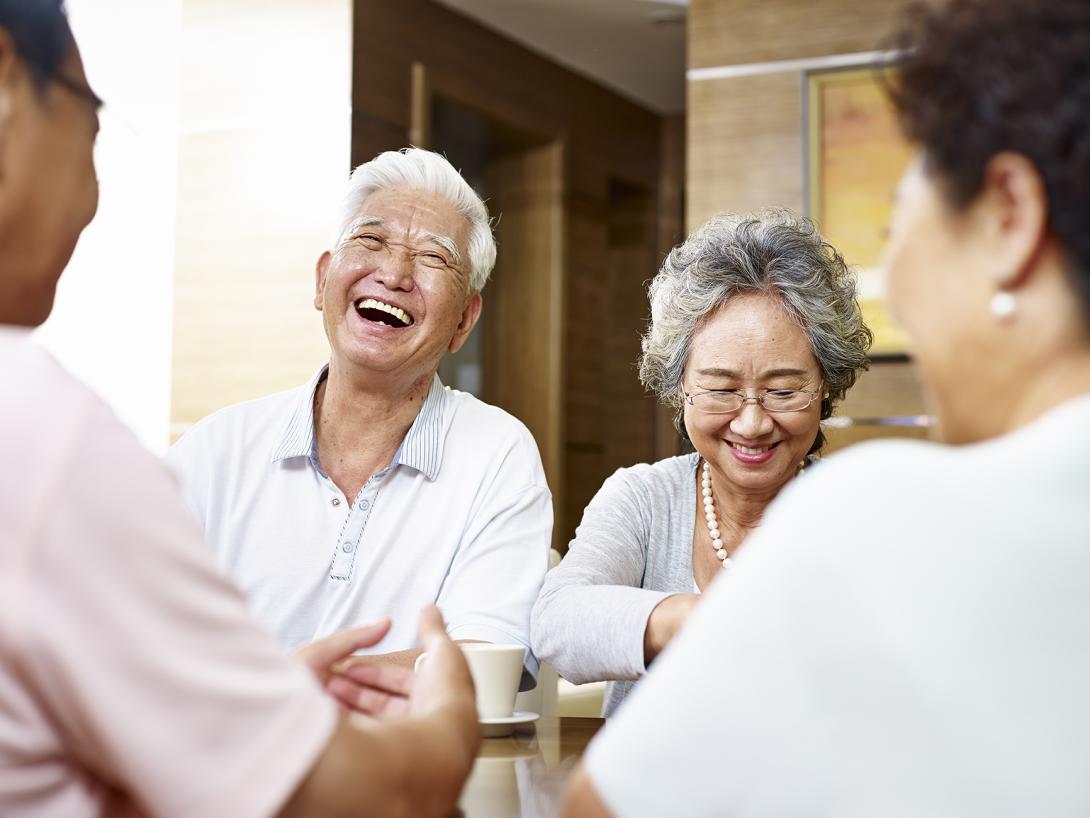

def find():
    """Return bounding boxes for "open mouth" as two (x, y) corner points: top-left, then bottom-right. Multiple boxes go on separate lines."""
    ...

(354, 297), (414, 328)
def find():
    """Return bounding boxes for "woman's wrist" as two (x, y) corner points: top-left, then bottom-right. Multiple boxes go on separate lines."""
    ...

(644, 595), (679, 666)
(644, 593), (700, 668)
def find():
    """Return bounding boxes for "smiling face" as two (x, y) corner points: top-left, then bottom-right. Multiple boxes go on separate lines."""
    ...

(314, 186), (481, 382)
(682, 291), (823, 498)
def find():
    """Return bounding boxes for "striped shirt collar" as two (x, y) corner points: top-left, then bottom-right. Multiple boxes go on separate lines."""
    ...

(270, 365), (450, 480)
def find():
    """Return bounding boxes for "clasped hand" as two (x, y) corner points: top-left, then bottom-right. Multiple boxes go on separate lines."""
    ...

(294, 605), (465, 720)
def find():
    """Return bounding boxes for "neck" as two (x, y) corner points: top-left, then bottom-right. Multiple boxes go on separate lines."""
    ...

(936, 272), (1090, 444)
(703, 458), (795, 532)
(938, 255), (1090, 443)
(987, 347), (1090, 439)
(314, 360), (434, 490)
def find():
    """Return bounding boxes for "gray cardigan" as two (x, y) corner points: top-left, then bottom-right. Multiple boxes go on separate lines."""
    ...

(531, 453), (700, 716)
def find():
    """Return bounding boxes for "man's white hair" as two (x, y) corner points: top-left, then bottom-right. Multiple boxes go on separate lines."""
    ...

(335, 148), (497, 293)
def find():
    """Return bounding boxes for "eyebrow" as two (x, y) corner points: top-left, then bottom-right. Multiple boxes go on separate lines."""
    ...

(422, 232), (463, 267)
(339, 215), (384, 245)
(338, 218), (462, 266)
(695, 368), (811, 379)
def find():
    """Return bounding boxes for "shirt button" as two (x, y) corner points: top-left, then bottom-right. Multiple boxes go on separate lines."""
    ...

(331, 498), (341, 507)
(358, 499), (370, 511)
(342, 541), (354, 553)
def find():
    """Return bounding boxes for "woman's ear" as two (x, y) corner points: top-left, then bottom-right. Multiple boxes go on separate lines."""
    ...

(977, 151), (1050, 293)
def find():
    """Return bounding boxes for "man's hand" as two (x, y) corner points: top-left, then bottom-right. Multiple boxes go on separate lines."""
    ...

(643, 593), (700, 666)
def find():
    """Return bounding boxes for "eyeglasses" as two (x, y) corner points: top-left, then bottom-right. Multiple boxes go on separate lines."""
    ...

(683, 383), (825, 414)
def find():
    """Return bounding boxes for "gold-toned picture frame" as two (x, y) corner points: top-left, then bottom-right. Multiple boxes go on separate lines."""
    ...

(805, 65), (914, 358)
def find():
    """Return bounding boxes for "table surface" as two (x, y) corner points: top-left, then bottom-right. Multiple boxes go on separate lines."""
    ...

(458, 716), (604, 818)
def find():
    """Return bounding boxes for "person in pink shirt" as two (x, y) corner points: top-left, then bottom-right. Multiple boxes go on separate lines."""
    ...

(0, 3), (480, 817)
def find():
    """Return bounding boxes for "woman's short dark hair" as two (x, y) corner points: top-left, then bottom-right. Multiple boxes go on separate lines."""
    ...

(0, 0), (71, 90)
(886, 0), (1090, 310)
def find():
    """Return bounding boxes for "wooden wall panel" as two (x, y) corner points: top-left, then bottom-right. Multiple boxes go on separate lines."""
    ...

(483, 142), (565, 513)
(655, 114), (687, 459)
(687, 0), (924, 450)
(690, 0), (906, 69)
(687, 72), (805, 229)
(823, 362), (931, 453)
(352, 0), (661, 176)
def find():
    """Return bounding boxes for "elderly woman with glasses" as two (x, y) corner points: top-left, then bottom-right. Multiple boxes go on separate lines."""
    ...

(531, 210), (871, 716)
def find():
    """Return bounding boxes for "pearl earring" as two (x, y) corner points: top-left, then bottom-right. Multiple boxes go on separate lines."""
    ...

(990, 290), (1016, 321)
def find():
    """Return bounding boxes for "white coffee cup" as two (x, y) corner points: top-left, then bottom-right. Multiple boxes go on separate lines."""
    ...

(460, 643), (526, 720)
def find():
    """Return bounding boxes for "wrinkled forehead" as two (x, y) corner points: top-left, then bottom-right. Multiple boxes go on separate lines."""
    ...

(686, 293), (820, 375)
(350, 187), (468, 239)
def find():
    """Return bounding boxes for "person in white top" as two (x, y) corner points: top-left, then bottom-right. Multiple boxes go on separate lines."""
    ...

(166, 148), (551, 677)
(560, 0), (1090, 815)
(0, 5), (479, 817)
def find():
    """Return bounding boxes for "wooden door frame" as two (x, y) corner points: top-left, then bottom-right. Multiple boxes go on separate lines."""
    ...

(410, 61), (566, 550)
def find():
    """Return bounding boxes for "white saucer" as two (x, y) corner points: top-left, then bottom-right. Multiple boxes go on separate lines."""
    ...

(479, 711), (539, 738)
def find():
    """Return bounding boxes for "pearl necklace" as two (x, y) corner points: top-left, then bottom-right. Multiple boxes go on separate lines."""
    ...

(701, 461), (732, 571)
(701, 458), (808, 571)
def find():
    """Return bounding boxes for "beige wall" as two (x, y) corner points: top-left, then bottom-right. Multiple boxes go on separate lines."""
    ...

(687, 0), (927, 451)
(171, 0), (352, 440)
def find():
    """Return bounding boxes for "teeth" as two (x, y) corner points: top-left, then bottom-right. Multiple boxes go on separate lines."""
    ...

(732, 443), (770, 454)
(356, 298), (412, 326)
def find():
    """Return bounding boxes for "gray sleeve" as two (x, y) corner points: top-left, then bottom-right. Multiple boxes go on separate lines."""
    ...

(531, 468), (674, 684)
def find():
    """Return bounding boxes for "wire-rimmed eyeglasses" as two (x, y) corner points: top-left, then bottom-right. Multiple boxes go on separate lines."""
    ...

(683, 383), (825, 414)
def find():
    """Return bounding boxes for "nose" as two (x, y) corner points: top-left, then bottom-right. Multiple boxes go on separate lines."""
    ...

(729, 399), (774, 439)
(372, 246), (415, 292)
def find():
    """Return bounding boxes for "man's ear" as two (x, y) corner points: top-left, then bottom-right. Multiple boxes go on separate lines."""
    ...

(977, 151), (1050, 293)
(314, 251), (332, 311)
(448, 292), (482, 354)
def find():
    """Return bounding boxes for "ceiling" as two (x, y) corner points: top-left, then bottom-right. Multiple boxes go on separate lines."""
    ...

(434, 0), (687, 114)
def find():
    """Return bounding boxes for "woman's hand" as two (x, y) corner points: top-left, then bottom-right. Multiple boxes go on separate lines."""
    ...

(279, 607), (481, 818)
(643, 593), (701, 666)
(294, 618), (417, 716)
(407, 606), (479, 750)
(293, 608), (478, 744)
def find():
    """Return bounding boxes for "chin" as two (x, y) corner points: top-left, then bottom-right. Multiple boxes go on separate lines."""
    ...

(719, 457), (797, 490)
(19, 289), (59, 328)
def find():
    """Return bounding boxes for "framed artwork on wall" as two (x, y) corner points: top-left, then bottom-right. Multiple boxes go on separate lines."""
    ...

(804, 65), (914, 358)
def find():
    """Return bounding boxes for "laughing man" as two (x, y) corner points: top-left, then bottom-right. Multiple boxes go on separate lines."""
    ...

(167, 149), (552, 677)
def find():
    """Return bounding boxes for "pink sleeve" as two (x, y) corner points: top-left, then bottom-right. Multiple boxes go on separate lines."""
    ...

(12, 393), (338, 818)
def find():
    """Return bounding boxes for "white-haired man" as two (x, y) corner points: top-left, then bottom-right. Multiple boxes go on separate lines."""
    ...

(167, 149), (552, 677)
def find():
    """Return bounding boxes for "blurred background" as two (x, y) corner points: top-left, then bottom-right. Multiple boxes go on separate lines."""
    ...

(41, 0), (927, 548)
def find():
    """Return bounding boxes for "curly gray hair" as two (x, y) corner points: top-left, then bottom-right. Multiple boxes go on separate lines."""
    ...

(639, 209), (873, 454)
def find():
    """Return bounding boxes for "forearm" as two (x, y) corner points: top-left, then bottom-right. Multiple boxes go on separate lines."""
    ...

(643, 595), (681, 666)
(532, 584), (672, 683)
(643, 593), (701, 667)
(336, 648), (422, 671)
(337, 640), (485, 673)
(278, 704), (478, 818)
